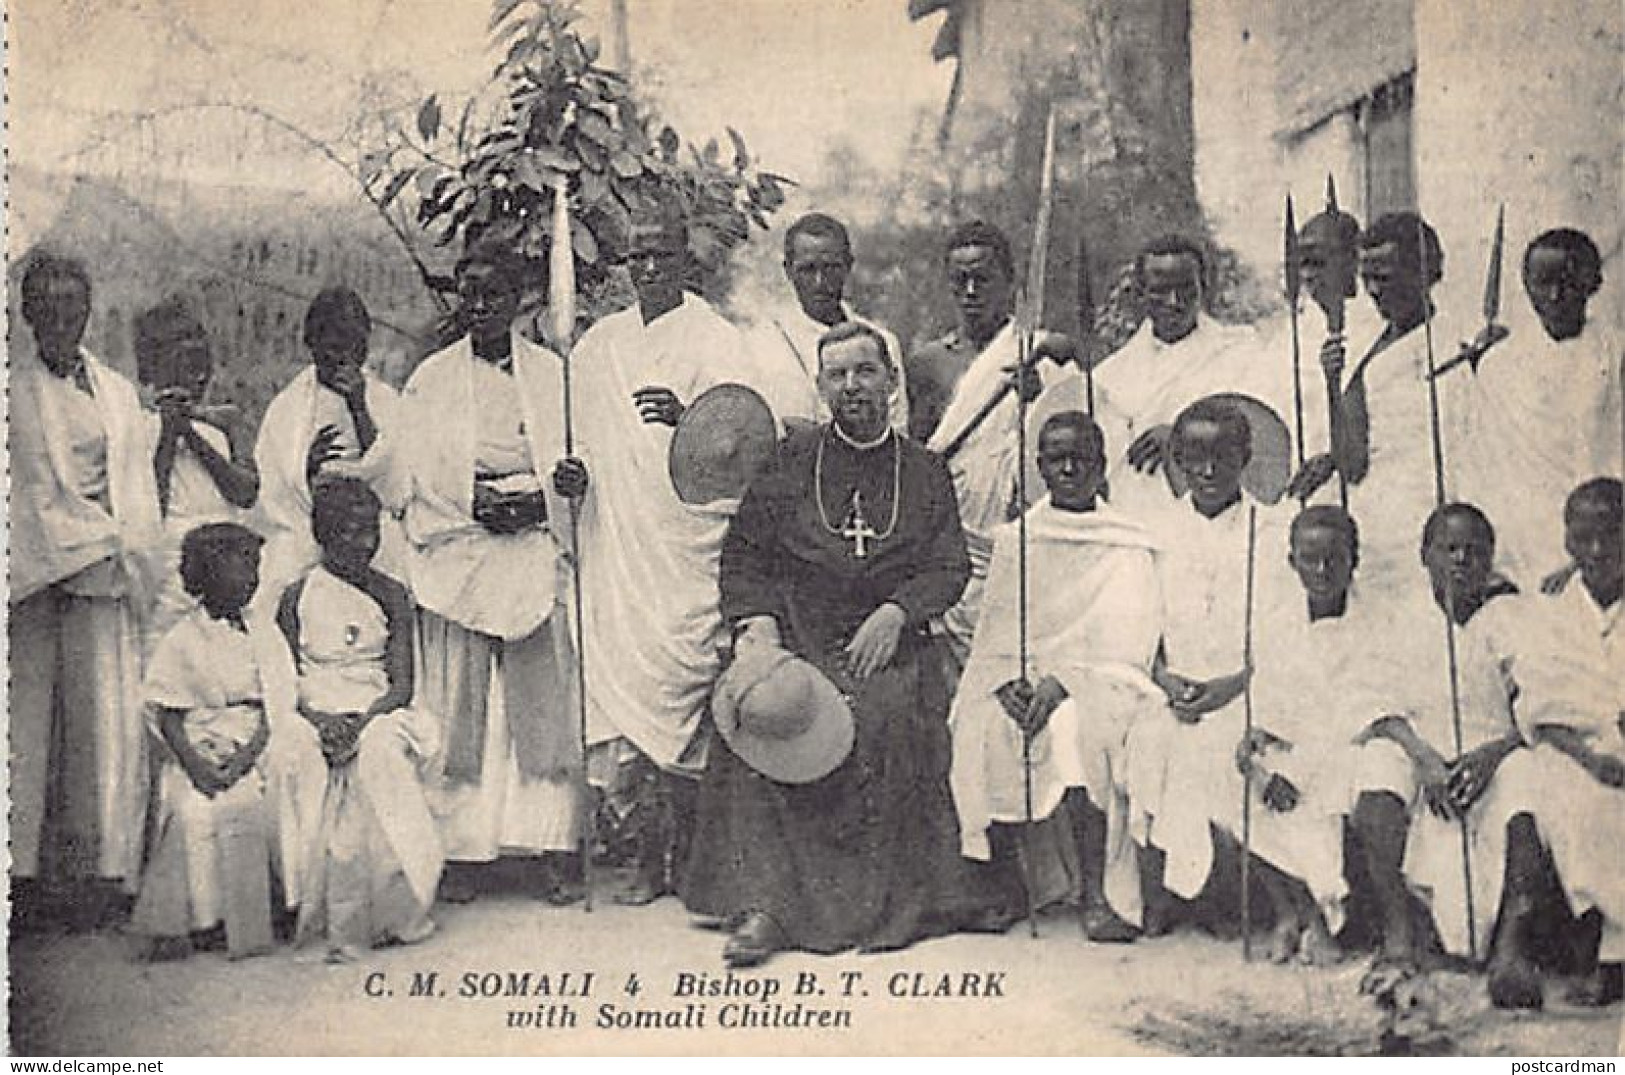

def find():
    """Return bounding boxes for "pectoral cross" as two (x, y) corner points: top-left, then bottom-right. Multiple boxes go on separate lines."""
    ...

(842, 491), (878, 559)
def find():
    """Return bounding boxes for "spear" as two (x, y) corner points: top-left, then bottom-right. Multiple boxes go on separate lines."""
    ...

(1284, 193), (1307, 475)
(1415, 215), (1477, 959)
(1240, 503), (1259, 961)
(1011, 103), (1058, 941)
(1077, 232), (1096, 417)
(1433, 205), (1508, 379)
(550, 179), (594, 913)
(1320, 176), (1351, 508)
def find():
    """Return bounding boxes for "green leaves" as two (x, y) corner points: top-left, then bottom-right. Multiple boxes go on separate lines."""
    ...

(374, 0), (791, 317)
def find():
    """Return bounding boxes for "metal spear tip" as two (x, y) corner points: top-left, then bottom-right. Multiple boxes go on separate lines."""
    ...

(1284, 192), (1302, 302)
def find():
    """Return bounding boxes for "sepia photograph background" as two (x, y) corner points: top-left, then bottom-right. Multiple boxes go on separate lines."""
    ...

(6, 0), (1623, 1057)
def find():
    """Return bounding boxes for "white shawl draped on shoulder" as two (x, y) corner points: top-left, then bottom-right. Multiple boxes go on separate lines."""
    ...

(572, 295), (763, 771)
(11, 351), (163, 608)
(402, 335), (571, 640)
(950, 499), (1162, 924)
(254, 367), (408, 603)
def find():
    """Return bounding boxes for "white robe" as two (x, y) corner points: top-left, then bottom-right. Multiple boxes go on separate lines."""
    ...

(144, 415), (247, 645)
(1249, 298), (1384, 479)
(1247, 582), (1402, 932)
(11, 350), (163, 607)
(1456, 313), (1622, 586)
(749, 301), (909, 432)
(1348, 587), (1525, 957)
(1339, 316), (1473, 599)
(1504, 582), (1625, 962)
(402, 335), (572, 640)
(138, 606), (320, 925)
(949, 499), (1162, 925)
(253, 367), (409, 607)
(400, 334), (581, 858)
(926, 322), (1048, 657)
(10, 351), (161, 884)
(289, 567), (443, 945)
(571, 294), (764, 772)
(1123, 492), (1289, 899)
(1090, 316), (1269, 518)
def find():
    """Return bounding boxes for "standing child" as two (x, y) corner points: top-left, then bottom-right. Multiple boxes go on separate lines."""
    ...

(131, 523), (283, 959)
(278, 477), (442, 961)
(133, 298), (259, 645)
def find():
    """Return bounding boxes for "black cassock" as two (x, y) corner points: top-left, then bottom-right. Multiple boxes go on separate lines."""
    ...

(682, 426), (1011, 953)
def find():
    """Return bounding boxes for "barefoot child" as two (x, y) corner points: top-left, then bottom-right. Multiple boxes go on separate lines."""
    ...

(1240, 505), (1374, 966)
(278, 477), (442, 960)
(1494, 478), (1625, 1008)
(131, 523), (282, 959)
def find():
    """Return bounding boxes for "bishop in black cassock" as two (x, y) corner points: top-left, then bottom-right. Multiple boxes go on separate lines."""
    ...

(682, 322), (1014, 966)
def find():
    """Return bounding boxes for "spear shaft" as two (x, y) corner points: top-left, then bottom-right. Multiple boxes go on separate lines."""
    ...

(1285, 194), (1307, 474)
(1415, 215), (1476, 958)
(1014, 104), (1058, 941)
(551, 180), (594, 913)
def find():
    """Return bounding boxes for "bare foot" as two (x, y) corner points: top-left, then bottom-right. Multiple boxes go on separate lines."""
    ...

(1081, 903), (1141, 944)
(390, 917), (437, 947)
(1487, 958), (1544, 1010)
(1564, 962), (1623, 1008)
(1267, 919), (1300, 964)
(1298, 921), (1344, 967)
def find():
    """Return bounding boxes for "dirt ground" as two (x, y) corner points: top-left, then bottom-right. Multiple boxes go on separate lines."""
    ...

(9, 885), (1622, 1057)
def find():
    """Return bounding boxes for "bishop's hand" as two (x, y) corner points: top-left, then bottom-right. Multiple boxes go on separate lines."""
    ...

(845, 601), (906, 680)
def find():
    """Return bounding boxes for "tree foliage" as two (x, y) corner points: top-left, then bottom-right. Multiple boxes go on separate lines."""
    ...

(369, 0), (790, 321)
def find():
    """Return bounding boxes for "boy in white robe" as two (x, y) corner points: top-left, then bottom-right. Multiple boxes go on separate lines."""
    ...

(951, 411), (1162, 941)
(10, 253), (163, 926)
(1492, 479), (1624, 1008)
(1240, 506), (1378, 964)
(1263, 205), (1386, 492)
(403, 242), (581, 903)
(1124, 399), (1285, 933)
(1349, 503), (1524, 977)
(1289, 213), (1473, 600)
(1458, 229), (1622, 586)
(906, 221), (1073, 666)
(254, 287), (408, 607)
(1091, 235), (1271, 519)
(277, 478), (442, 959)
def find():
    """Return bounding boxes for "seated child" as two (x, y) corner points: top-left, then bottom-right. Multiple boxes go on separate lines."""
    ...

(131, 523), (282, 960)
(277, 476), (442, 961)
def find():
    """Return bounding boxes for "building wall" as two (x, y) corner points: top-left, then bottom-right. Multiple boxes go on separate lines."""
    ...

(1414, 0), (1624, 329)
(1191, 0), (1414, 299)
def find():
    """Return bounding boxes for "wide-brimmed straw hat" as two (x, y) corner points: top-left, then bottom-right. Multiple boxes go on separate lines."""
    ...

(712, 642), (854, 785)
(668, 383), (778, 506)
(1164, 392), (1294, 505)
